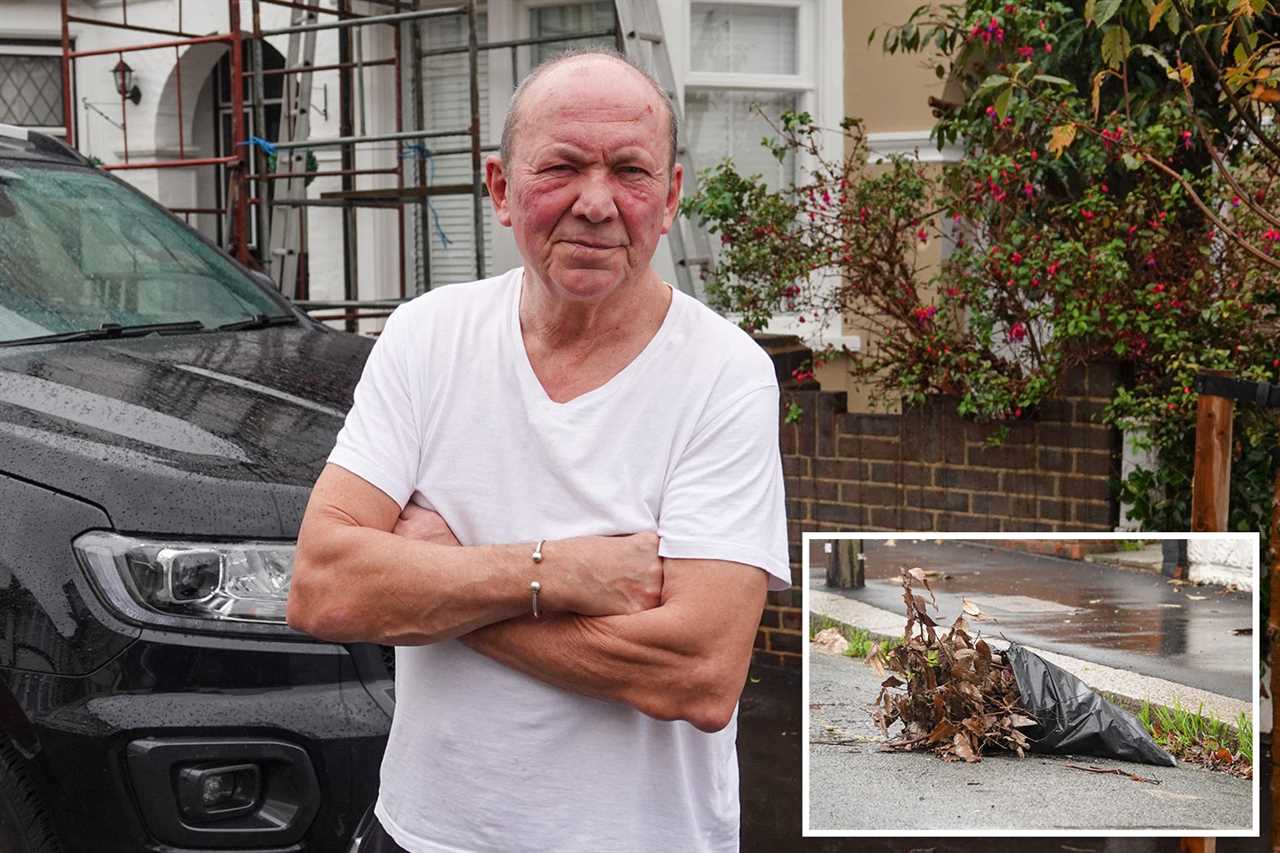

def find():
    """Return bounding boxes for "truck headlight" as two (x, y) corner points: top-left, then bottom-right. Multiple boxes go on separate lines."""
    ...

(74, 531), (299, 635)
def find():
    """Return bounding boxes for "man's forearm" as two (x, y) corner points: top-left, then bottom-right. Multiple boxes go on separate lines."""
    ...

(291, 522), (550, 645)
(461, 560), (767, 733)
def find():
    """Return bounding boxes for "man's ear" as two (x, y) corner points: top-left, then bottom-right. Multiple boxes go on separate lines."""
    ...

(660, 162), (684, 235)
(486, 155), (512, 227)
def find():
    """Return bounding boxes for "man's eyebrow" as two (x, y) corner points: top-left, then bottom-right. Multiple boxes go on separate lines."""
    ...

(536, 144), (589, 162)
(607, 148), (658, 165)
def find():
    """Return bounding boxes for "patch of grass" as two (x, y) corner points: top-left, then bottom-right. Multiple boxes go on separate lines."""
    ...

(1137, 699), (1253, 777)
(1116, 539), (1148, 552)
(1236, 711), (1253, 765)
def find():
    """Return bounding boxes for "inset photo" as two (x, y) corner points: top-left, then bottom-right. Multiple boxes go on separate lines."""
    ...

(803, 533), (1259, 838)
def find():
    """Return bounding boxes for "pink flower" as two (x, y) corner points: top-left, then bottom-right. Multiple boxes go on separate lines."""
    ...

(1017, 46), (1035, 59)
(1181, 130), (1193, 149)
(1231, 195), (1241, 206)
(1081, 209), (1094, 221)
(1044, 42), (1053, 53)
(1046, 260), (1061, 276)
(917, 227), (929, 242)
(1008, 322), (1027, 342)
(1011, 251), (1023, 265)
(1023, 182), (1035, 198)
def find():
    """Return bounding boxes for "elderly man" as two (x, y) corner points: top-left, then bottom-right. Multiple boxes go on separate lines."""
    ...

(288, 50), (788, 853)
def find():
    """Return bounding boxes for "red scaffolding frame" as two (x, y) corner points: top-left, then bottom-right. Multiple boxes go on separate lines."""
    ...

(56, 0), (627, 320)
(58, 0), (476, 310)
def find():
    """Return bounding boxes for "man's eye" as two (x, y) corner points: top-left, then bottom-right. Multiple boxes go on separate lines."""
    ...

(542, 164), (574, 174)
(619, 166), (648, 175)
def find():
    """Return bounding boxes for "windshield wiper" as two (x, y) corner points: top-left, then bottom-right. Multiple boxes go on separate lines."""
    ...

(216, 313), (299, 331)
(0, 320), (206, 347)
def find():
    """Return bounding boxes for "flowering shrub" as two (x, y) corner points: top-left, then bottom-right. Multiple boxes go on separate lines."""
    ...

(682, 0), (1279, 537)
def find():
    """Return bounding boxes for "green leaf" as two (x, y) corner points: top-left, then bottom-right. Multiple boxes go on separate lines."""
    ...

(994, 86), (1013, 120)
(1101, 25), (1132, 68)
(1033, 74), (1074, 86)
(1122, 152), (1143, 170)
(973, 73), (1011, 101)
(1094, 0), (1123, 26)
(1084, 0), (1098, 23)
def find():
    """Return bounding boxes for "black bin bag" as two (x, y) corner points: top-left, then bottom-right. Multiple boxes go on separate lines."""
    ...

(1007, 644), (1176, 767)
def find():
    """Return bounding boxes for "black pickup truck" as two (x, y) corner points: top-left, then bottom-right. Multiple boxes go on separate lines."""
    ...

(0, 123), (391, 852)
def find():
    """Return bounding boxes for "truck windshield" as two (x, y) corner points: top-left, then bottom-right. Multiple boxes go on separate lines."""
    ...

(0, 161), (288, 344)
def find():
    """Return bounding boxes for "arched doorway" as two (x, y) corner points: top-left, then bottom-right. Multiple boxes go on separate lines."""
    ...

(185, 41), (286, 259)
(209, 42), (285, 259)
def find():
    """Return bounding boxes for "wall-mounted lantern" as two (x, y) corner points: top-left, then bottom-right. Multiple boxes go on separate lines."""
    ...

(112, 59), (142, 105)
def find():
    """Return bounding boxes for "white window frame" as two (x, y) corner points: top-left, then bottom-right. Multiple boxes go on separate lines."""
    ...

(674, 0), (846, 341)
(0, 41), (70, 140)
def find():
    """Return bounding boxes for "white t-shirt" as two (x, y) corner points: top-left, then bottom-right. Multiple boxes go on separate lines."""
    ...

(327, 267), (790, 853)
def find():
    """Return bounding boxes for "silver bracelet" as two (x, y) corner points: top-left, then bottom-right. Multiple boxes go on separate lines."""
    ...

(530, 539), (545, 617)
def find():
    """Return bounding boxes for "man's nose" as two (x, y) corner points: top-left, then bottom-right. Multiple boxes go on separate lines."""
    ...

(570, 170), (618, 223)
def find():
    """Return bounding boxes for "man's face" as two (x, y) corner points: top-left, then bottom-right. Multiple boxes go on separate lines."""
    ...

(486, 59), (683, 303)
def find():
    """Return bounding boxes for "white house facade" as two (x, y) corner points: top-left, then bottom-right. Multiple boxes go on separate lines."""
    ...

(1, 0), (842, 322)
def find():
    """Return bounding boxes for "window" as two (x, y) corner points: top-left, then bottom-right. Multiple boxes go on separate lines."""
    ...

(417, 11), (495, 288)
(685, 2), (812, 189)
(0, 42), (68, 136)
(529, 1), (615, 66)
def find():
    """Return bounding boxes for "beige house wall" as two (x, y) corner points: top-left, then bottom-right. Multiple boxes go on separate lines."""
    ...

(816, 1), (949, 412)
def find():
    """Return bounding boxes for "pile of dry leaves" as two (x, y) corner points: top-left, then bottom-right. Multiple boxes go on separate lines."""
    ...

(869, 567), (1035, 763)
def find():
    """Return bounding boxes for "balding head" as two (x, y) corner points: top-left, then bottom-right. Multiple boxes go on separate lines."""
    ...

(500, 49), (677, 177)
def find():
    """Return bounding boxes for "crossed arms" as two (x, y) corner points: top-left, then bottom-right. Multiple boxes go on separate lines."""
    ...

(287, 463), (769, 733)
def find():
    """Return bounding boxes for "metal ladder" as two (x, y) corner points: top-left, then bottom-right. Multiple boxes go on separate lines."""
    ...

(266, 3), (320, 297)
(613, 0), (713, 299)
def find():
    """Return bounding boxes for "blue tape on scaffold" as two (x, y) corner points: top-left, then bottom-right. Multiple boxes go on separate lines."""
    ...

(239, 135), (278, 157)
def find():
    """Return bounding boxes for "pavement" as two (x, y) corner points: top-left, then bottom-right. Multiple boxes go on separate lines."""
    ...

(816, 539), (1254, 701)
(806, 651), (1254, 832)
(735, 660), (1270, 851)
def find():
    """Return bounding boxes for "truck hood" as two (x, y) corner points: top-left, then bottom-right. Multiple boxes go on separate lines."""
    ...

(0, 324), (373, 538)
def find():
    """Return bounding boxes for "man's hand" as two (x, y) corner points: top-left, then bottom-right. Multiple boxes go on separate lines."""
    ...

(390, 504), (663, 617)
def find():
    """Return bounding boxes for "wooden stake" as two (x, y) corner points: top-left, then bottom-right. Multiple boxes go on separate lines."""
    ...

(1179, 839), (1215, 853)
(1191, 385), (1234, 533)
(1271, 458), (1279, 853)
(1189, 383), (1232, 853)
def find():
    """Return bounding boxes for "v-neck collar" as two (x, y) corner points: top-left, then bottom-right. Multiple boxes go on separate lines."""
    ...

(509, 268), (682, 409)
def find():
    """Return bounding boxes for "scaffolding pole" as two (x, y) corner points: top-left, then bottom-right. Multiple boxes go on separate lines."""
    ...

(61, 0), (695, 329)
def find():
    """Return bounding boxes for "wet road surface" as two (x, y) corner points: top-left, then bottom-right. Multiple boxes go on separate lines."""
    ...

(736, 660), (1269, 851)
(807, 651), (1253, 832)
(810, 539), (1253, 700)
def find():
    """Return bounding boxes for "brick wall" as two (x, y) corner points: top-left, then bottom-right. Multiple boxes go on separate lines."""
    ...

(752, 355), (1124, 669)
